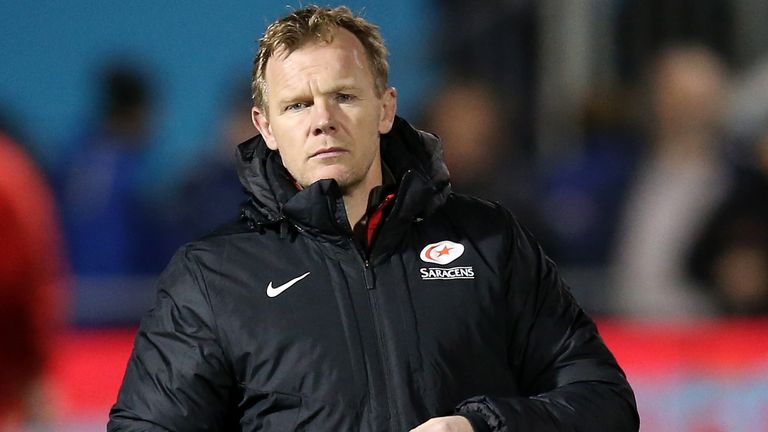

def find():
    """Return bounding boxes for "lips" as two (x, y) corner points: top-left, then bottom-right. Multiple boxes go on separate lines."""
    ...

(310, 147), (347, 159)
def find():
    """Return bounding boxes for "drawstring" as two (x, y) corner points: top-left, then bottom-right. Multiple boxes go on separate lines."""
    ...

(280, 220), (289, 239)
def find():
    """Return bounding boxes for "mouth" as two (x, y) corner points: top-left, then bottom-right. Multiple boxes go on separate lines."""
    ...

(310, 147), (347, 159)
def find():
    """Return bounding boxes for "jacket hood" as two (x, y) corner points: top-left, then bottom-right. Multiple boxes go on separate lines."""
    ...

(235, 116), (451, 236)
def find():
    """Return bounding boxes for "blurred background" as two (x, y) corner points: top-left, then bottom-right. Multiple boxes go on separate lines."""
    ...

(2, 0), (768, 430)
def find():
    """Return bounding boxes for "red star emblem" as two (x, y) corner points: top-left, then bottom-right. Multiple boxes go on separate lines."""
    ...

(436, 246), (453, 257)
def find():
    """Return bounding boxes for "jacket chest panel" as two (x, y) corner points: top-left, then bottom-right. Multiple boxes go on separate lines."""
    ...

(209, 239), (370, 415)
(382, 226), (518, 402)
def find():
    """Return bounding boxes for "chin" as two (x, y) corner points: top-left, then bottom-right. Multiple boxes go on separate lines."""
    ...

(310, 168), (354, 187)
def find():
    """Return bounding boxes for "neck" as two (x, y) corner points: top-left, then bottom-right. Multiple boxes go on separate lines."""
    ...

(342, 161), (383, 229)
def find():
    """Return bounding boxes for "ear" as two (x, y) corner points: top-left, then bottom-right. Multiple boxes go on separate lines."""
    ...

(252, 106), (278, 150)
(378, 87), (397, 134)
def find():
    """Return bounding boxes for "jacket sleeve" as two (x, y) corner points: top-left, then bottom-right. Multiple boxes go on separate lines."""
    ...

(456, 213), (639, 432)
(108, 247), (238, 431)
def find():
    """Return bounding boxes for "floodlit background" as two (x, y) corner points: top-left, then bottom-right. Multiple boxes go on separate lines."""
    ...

(2, 0), (768, 430)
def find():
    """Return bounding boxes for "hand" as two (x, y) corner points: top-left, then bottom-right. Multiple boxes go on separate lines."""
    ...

(409, 415), (474, 432)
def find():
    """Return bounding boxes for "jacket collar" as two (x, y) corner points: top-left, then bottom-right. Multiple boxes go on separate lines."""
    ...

(235, 116), (451, 240)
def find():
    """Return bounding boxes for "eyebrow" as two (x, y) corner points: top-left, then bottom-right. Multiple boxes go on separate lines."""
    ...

(275, 82), (361, 106)
(325, 82), (359, 94)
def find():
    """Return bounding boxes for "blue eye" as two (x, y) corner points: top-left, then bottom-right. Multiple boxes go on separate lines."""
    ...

(336, 93), (355, 103)
(285, 102), (308, 112)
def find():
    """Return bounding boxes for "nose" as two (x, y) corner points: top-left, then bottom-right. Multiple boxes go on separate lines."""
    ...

(311, 101), (336, 136)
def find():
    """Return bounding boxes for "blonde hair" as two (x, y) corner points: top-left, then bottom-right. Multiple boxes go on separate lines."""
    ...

(251, 5), (389, 111)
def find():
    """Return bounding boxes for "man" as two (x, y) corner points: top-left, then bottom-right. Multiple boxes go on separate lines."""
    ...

(0, 131), (65, 429)
(109, 5), (638, 431)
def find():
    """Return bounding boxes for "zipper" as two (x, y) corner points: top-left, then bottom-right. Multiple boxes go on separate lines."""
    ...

(349, 238), (397, 428)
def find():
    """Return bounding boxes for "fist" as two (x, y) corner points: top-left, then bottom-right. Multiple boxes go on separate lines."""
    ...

(409, 415), (473, 432)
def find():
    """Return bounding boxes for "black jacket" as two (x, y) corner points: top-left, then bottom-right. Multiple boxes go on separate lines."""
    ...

(109, 117), (638, 431)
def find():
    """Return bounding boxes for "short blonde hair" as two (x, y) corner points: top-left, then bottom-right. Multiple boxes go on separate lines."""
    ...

(251, 5), (389, 111)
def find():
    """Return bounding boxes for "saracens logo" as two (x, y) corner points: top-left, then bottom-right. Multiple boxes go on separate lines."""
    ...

(419, 240), (465, 265)
(419, 240), (475, 280)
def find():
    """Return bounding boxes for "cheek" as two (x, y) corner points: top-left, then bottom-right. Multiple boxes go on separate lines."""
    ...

(270, 131), (303, 164)
(280, 145), (304, 168)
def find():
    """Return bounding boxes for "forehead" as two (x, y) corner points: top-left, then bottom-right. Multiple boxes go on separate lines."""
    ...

(265, 29), (374, 92)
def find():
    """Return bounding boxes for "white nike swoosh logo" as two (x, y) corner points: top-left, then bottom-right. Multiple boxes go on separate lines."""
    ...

(266, 272), (310, 297)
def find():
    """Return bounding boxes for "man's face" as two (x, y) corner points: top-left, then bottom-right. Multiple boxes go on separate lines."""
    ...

(252, 28), (397, 191)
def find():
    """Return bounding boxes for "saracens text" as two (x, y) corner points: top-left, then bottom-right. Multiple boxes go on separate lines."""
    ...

(419, 266), (475, 280)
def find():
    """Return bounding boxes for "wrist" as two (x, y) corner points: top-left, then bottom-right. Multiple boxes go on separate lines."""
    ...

(456, 396), (504, 432)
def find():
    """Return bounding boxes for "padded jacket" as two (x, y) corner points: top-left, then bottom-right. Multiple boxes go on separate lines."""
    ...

(108, 117), (639, 431)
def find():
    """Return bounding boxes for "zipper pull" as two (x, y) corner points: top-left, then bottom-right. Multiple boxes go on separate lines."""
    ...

(363, 260), (374, 290)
